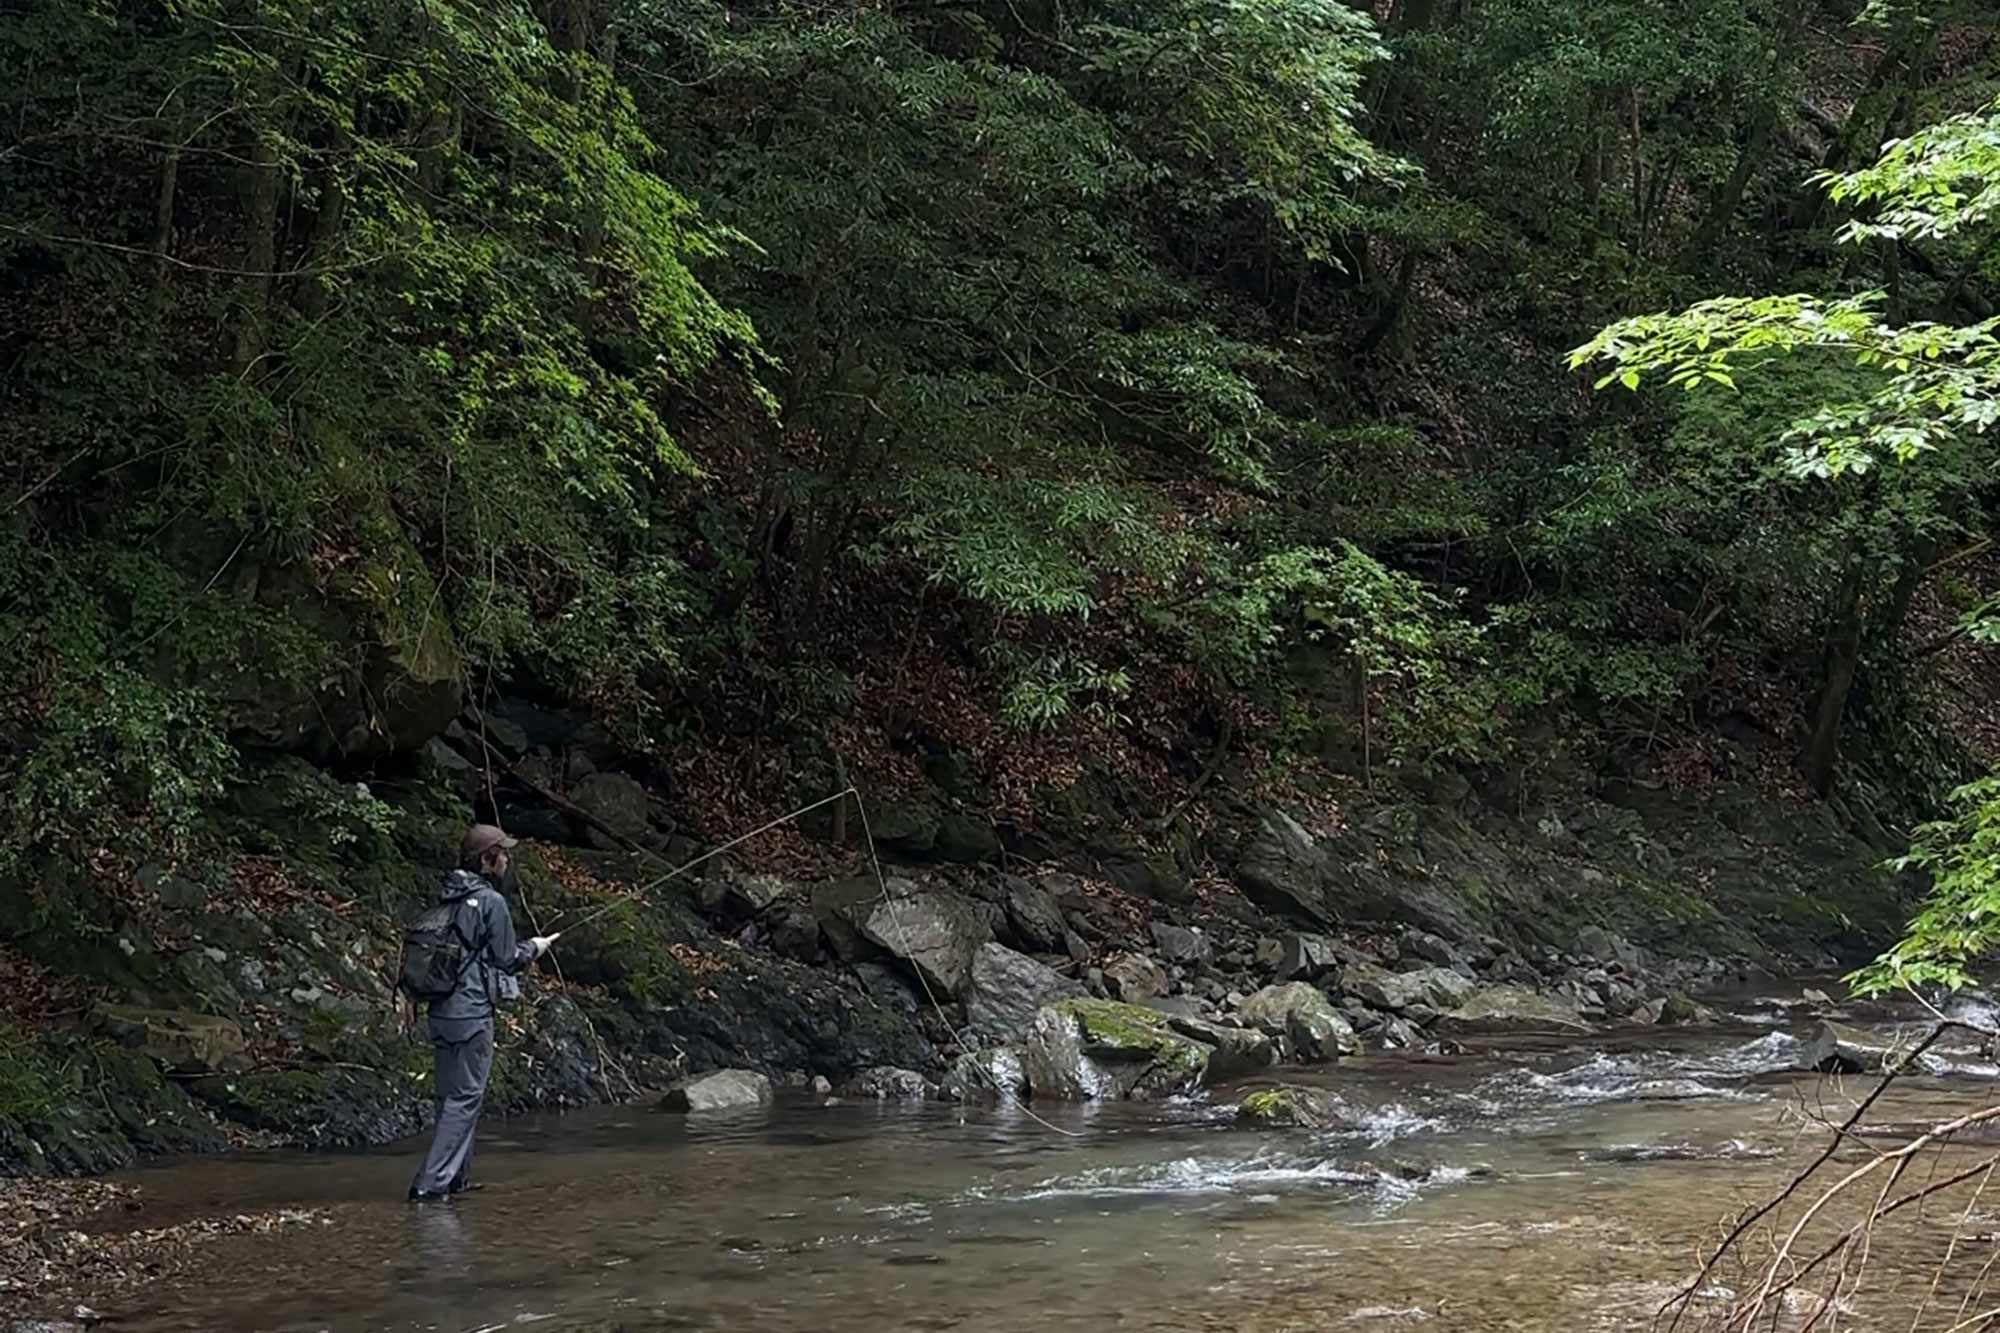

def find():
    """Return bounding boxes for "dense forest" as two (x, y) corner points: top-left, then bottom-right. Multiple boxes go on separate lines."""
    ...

(8, 0), (2000, 1012)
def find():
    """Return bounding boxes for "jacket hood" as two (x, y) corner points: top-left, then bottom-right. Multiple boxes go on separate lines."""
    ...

(439, 868), (489, 902)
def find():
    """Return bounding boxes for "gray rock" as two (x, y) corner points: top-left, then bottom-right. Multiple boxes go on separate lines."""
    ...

(767, 908), (822, 964)
(853, 961), (924, 1014)
(1149, 921), (1211, 964)
(940, 1047), (1030, 1101)
(1235, 810), (1342, 924)
(1799, 1020), (1913, 1075)
(660, 1069), (773, 1113)
(1436, 985), (1592, 1036)
(1236, 982), (1358, 1062)
(1344, 964), (1474, 1013)
(1022, 999), (1215, 1101)
(569, 772), (653, 849)
(1576, 925), (1647, 972)
(1163, 1014), (1277, 1081)
(1102, 952), (1169, 1003)
(966, 943), (1085, 1041)
(837, 1066), (936, 1100)
(1275, 933), (1341, 983)
(471, 712), (530, 756)
(812, 877), (886, 962)
(1402, 930), (1464, 968)
(698, 871), (795, 925)
(1378, 1016), (1424, 1048)
(998, 874), (1069, 953)
(867, 802), (941, 856)
(856, 883), (993, 997)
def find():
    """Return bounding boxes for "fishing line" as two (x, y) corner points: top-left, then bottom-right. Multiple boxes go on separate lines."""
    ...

(551, 784), (1085, 1138)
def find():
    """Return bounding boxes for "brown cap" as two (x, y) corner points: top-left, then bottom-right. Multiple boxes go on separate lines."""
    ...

(460, 824), (519, 861)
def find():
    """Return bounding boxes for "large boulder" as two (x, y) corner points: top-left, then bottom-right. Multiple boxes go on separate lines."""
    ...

(997, 875), (1069, 953)
(1234, 809), (1346, 925)
(855, 884), (993, 998)
(1436, 985), (1592, 1036)
(966, 944), (1085, 1041)
(1344, 964), (1474, 1013)
(812, 877), (885, 962)
(87, 1004), (247, 1075)
(1236, 983), (1359, 1062)
(660, 1069), (773, 1113)
(1022, 999), (1214, 1101)
(569, 772), (653, 850)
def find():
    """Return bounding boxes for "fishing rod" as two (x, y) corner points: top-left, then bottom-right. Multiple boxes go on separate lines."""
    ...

(551, 786), (862, 932)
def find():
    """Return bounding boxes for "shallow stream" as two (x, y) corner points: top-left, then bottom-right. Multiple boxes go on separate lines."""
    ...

(85, 985), (2000, 1332)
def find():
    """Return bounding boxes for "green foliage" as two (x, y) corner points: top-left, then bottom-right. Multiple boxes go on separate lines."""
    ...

(1, 0), (753, 858)
(0, 1021), (60, 1125)
(1851, 776), (2000, 994)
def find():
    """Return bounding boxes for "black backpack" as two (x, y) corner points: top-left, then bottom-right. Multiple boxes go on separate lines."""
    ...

(397, 890), (483, 1000)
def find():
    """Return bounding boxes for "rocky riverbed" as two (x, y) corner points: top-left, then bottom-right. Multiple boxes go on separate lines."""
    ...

(0, 695), (1912, 1184)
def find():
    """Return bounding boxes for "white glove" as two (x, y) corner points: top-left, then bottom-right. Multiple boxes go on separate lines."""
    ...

(527, 933), (559, 958)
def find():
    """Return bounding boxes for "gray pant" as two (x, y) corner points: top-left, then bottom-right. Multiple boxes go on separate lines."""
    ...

(411, 1017), (494, 1196)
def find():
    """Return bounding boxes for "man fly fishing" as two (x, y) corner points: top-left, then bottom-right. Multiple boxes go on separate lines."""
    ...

(399, 824), (558, 1203)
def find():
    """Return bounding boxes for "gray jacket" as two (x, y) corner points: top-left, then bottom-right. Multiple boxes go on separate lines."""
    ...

(426, 868), (535, 1027)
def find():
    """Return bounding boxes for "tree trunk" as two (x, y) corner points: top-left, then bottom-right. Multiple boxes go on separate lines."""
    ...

(298, 125), (351, 320)
(150, 143), (180, 306)
(1683, 106), (1774, 262)
(1801, 561), (1866, 797)
(233, 132), (282, 376)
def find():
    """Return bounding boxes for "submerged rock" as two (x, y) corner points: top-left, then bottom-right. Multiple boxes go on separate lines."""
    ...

(1799, 1021), (1915, 1075)
(1235, 982), (1358, 1062)
(1233, 1083), (1351, 1129)
(1436, 985), (1591, 1035)
(660, 1070), (773, 1113)
(965, 943), (1084, 1041)
(1022, 998), (1214, 1101)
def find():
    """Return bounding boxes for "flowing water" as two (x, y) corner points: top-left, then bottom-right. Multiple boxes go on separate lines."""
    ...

(84, 986), (2000, 1332)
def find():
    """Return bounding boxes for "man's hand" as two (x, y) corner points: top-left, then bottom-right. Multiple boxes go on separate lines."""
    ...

(527, 932), (560, 958)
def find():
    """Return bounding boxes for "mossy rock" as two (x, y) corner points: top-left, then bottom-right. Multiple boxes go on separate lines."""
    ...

(1236, 1083), (1350, 1130)
(1023, 998), (1214, 1101)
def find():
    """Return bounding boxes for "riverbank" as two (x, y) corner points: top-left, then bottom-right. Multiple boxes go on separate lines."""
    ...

(5, 985), (1991, 1333)
(0, 694), (1916, 1181)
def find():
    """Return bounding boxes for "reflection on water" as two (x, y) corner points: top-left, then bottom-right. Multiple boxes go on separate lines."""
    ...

(92, 988), (2000, 1333)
